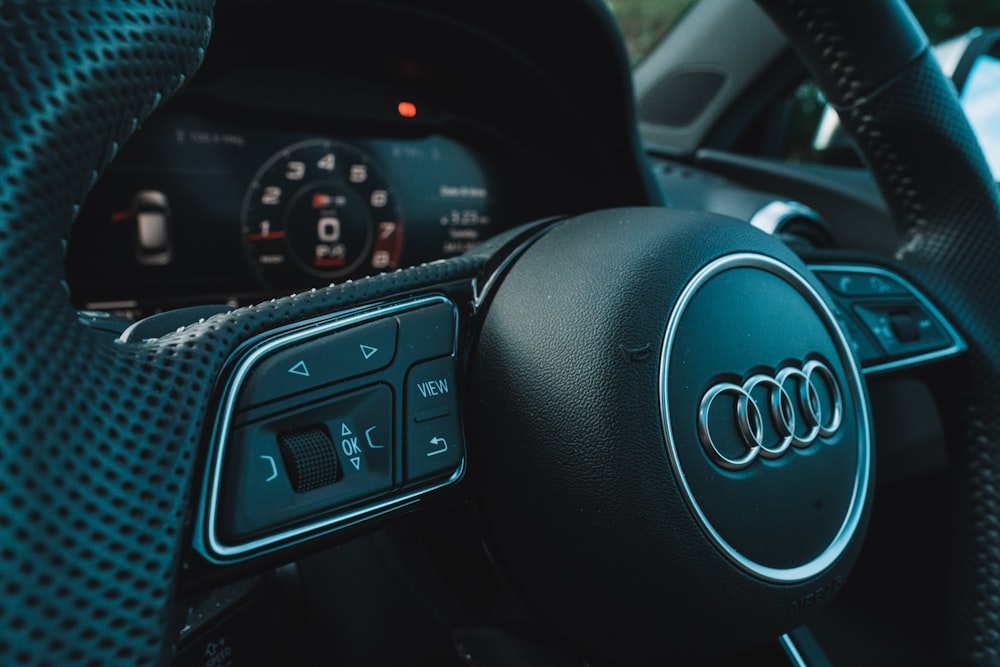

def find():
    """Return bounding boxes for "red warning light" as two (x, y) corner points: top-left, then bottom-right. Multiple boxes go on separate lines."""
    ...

(397, 101), (417, 118)
(312, 193), (333, 209)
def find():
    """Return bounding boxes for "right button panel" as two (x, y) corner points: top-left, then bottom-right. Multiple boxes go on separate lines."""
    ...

(405, 356), (464, 482)
(812, 264), (966, 374)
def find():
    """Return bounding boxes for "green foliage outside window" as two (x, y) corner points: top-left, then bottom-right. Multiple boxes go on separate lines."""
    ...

(605, 0), (694, 65)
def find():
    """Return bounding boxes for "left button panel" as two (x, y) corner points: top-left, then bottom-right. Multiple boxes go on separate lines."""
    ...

(217, 384), (393, 545)
(198, 294), (461, 564)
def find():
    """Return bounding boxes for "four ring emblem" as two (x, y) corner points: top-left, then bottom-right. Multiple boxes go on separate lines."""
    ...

(697, 359), (843, 471)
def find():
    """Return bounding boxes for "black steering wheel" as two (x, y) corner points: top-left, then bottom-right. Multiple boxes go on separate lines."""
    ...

(1, 0), (998, 665)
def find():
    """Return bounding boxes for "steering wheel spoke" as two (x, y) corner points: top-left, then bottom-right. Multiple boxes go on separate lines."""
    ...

(171, 218), (552, 568)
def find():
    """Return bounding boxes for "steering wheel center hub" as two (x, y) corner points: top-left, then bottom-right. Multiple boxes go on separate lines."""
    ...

(470, 207), (873, 662)
(662, 252), (870, 582)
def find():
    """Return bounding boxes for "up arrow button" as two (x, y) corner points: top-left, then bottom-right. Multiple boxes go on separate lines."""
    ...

(288, 360), (310, 377)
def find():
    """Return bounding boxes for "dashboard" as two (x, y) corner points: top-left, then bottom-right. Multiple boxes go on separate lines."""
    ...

(64, 0), (655, 319)
(68, 112), (504, 315)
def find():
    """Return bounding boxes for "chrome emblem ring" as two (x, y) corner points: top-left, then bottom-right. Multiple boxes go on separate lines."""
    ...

(697, 359), (843, 471)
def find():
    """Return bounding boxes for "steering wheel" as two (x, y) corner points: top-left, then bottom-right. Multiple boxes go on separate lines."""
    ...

(1, 0), (997, 665)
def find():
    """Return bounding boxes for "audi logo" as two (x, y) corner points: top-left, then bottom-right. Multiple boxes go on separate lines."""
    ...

(697, 359), (843, 471)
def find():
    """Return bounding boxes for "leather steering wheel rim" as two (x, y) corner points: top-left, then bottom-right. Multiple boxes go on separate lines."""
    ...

(1, 0), (999, 665)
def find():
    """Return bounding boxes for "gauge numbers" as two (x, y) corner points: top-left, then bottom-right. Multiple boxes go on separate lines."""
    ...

(242, 139), (403, 289)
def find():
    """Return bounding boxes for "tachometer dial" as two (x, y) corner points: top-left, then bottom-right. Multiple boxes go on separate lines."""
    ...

(241, 139), (403, 289)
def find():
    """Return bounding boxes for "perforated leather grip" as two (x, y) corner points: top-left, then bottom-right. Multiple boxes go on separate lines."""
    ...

(0, 4), (214, 664)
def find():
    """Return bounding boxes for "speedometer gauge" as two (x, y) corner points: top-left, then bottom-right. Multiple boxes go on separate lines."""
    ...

(241, 139), (403, 289)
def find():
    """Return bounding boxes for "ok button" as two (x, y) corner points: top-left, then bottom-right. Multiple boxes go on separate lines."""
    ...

(238, 318), (397, 409)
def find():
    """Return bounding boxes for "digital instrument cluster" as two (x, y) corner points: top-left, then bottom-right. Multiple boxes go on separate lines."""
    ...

(66, 112), (503, 317)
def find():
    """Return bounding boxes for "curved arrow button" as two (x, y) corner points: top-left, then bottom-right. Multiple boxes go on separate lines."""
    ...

(427, 437), (448, 456)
